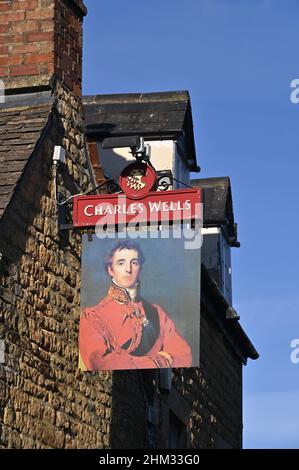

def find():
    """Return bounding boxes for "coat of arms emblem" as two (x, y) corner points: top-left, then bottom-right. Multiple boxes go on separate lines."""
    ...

(119, 162), (157, 199)
(126, 168), (146, 191)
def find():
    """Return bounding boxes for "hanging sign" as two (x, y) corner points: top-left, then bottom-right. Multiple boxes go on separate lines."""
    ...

(73, 188), (201, 227)
(74, 161), (202, 227)
(76, 162), (202, 371)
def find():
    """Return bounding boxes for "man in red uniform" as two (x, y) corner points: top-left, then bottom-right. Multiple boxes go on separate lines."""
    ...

(79, 241), (192, 370)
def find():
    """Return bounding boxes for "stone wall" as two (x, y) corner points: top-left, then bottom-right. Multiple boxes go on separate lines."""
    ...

(0, 82), (114, 449)
(174, 308), (242, 449)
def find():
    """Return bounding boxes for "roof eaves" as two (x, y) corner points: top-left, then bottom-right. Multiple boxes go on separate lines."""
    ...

(83, 90), (190, 105)
(201, 264), (259, 364)
(0, 91), (54, 221)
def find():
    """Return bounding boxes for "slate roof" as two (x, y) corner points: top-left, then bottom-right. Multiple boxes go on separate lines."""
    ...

(193, 178), (258, 361)
(71, 0), (88, 16)
(0, 91), (53, 218)
(191, 177), (239, 247)
(201, 264), (259, 363)
(83, 90), (199, 172)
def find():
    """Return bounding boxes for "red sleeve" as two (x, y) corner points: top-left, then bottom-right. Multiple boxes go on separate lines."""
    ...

(156, 305), (192, 368)
(79, 306), (192, 370)
(79, 309), (165, 370)
(79, 309), (108, 370)
(79, 309), (136, 370)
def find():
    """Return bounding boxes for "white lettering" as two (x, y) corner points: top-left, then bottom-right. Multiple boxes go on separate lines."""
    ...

(149, 201), (162, 212)
(104, 206), (113, 215)
(114, 204), (121, 214)
(130, 203), (138, 214)
(82, 197), (195, 224)
(84, 205), (93, 217)
(126, 210), (149, 237)
(290, 339), (299, 364)
(290, 79), (299, 104)
(95, 205), (103, 215)
(126, 457), (134, 468)
(98, 454), (133, 467)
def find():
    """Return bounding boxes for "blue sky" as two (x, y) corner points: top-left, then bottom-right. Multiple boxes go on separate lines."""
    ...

(83, 0), (299, 448)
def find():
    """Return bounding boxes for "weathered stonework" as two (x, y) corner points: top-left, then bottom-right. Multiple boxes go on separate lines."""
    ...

(0, 81), (114, 449)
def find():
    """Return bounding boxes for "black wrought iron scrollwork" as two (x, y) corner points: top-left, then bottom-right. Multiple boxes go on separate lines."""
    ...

(106, 179), (121, 194)
(85, 178), (121, 196)
(157, 175), (193, 191)
(157, 176), (170, 191)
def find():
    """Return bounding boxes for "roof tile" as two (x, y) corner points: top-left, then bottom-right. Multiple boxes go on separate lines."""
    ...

(0, 101), (52, 218)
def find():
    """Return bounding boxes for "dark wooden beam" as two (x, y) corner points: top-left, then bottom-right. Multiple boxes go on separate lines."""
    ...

(87, 141), (107, 193)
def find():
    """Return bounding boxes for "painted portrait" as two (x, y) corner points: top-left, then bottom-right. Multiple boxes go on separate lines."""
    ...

(79, 230), (201, 370)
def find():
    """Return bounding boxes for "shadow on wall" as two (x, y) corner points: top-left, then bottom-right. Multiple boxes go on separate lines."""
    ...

(108, 312), (242, 449)
(96, 143), (136, 181)
(110, 370), (155, 449)
(85, 122), (135, 180)
(0, 110), (65, 273)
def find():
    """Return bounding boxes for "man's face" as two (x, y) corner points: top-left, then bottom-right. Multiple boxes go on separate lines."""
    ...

(108, 249), (141, 289)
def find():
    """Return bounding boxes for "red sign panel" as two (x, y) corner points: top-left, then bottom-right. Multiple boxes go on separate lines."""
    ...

(73, 189), (202, 228)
